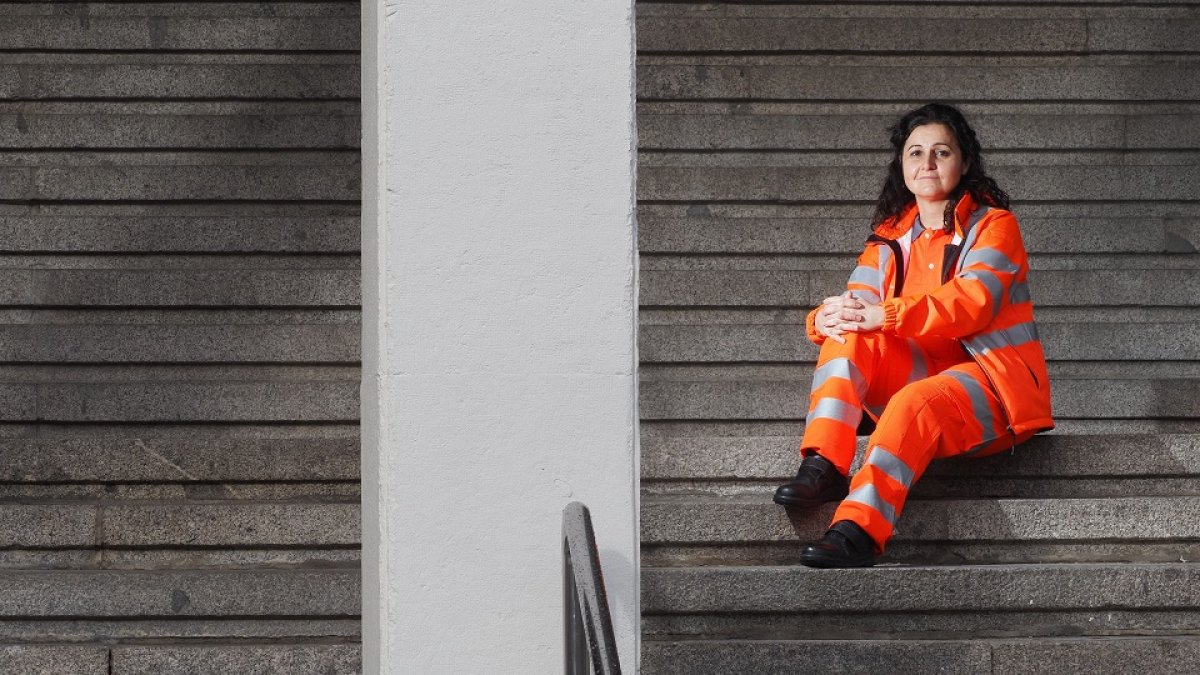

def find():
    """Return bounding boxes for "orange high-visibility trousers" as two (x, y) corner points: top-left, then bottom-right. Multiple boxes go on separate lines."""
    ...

(800, 330), (1023, 552)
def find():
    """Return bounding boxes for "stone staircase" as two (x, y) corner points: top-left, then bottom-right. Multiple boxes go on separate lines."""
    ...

(0, 3), (361, 672)
(637, 2), (1200, 672)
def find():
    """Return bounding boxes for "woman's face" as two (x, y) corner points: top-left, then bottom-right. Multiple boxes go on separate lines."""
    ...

(901, 123), (968, 203)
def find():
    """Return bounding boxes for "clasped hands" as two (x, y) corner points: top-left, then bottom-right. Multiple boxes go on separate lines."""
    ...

(816, 291), (884, 344)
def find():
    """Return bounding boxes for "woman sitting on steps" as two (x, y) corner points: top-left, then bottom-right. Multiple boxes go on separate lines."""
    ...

(774, 103), (1055, 568)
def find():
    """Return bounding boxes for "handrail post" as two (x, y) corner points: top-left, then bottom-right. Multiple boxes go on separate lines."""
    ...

(562, 501), (622, 675)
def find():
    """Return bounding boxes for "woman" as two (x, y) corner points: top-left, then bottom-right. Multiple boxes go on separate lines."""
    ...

(773, 103), (1054, 568)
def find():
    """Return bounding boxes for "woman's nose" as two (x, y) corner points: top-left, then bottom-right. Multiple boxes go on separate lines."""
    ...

(924, 153), (937, 169)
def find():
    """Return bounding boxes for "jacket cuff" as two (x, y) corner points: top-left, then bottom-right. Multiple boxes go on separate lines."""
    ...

(805, 306), (826, 345)
(882, 299), (901, 332)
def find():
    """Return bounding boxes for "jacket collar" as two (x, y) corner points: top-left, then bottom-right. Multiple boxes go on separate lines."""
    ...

(873, 192), (981, 241)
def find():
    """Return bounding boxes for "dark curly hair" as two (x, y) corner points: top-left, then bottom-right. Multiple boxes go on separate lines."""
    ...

(870, 103), (1009, 231)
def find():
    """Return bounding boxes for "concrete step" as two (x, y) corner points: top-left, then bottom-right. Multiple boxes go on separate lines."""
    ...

(640, 267), (1200, 307)
(642, 637), (1200, 675)
(642, 562), (1200, 639)
(0, 569), (357, 618)
(0, 268), (358, 307)
(0, 436), (357, 482)
(638, 58), (1200, 102)
(0, 55), (358, 100)
(640, 371), (1200, 420)
(639, 162), (1200, 202)
(640, 321), (1200, 363)
(638, 201), (1200, 254)
(637, 10), (1199, 55)
(111, 644), (361, 675)
(0, 151), (358, 202)
(642, 495), (1200, 566)
(0, 101), (360, 150)
(0, 4), (357, 52)
(642, 433), (1200, 484)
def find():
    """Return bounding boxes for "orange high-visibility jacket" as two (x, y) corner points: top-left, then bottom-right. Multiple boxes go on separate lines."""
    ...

(806, 193), (1055, 440)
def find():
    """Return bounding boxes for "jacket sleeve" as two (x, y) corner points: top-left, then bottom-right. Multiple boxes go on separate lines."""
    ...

(808, 243), (888, 345)
(881, 211), (1026, 339)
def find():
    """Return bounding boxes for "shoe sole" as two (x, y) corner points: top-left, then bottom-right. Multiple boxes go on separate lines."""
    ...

(772, 490), (849, 508)
(799, 552), (875, 568)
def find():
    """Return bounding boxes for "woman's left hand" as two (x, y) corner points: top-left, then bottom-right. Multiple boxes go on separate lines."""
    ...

(837, 302), (885, 333)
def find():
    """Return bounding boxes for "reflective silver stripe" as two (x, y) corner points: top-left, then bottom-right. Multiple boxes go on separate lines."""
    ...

(865, 445), (914, 489)
(967, 321), (1040, 355)
(1009, 280), (1031, 304)
(849, 265), (882, 294)
(806, 397), (861, 428)
(843, 484), (897, 525)
(851, 289), (881, 305)
(968, 205), (992, 229)
(944, 369), (999, 444)
(906, 338), (928, 384)
(810, 357), (867, 400)
(866, 403), (886, 420)
(956, 223), (984, 273)
(958, 268), (1004, 314)
(961, 247), (1019, 274)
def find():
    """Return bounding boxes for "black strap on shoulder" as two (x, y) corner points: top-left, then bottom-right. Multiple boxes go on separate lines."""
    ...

(866, 234), (905, 298)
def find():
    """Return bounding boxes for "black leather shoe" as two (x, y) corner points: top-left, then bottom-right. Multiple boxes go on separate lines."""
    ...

(772, 453), (849, 507)
(800, 520), (877, 568)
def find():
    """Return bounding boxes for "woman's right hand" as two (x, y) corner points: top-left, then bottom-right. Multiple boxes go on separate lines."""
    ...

(816, 291), (861, 344)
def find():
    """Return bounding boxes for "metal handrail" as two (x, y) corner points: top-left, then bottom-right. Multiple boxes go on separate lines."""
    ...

(562, 501), (622, 675)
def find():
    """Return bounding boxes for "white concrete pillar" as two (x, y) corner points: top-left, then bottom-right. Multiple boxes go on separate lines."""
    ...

(361, 1), (639, 673)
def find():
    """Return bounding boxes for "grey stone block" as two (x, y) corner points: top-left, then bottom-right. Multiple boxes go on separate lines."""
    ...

(639, 17), (1086, 53)
(30, 380), (358, 423)
(103, 503), (359, 546)
(638, 164), (1200, 202)
(639, 375), (1200, 420)
(17, 164), (359, 202)
(103, 548), (359, 569)
(0, 17), (358, 51)
(640, 268), (1200, 307)
(637, 63), (1200, 102)
(1088, 19), (1200, 52)
(112, 644), (362, 675)
(0, 646), (108, 675)
(642, 640), (992, 675)
(0, 215), (360, 253)
(0, 618), (361, 642)
(3, 62), (359, 99)
(641, 495), (1200, 545)
(641, 433), (1200, 481)
(991, 637), (1200, 674)
(0, 505), (96, 547)
(0, 269), (359, 306)
(0, 437), (358, 482)
(642, 562), (1200, 614)
(0, 324), (359, 362)
(639, 322), (1200, 362)
(0, 569), (359, 617)
(0, 111), (359, 150)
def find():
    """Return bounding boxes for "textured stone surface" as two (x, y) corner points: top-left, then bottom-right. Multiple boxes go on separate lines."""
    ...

(0, 437), (358, 482)
(0, 324), (358, 362)
(641, 433), (1200, 481)
(642, 640), (992, 675)
(639, 322), (1200, 362)
(0, 15), (358, 51)
(642, 637), (1200, 675)
(0, 215), (359, 252)
(638, 164), (1200, 202)
(0, 646), (107, 675)
(27, 380), (358, 423)
(0, 61), (359, 99)
(642, 562), (1200, 614)
(639, 376), (1200, 420)
(641, 496), (1200, 545)
(0, 269), (359, 306)
(113, 644), (362, 675)
(641, 268), (1200, 307)
(0, 569), (359, 616)
(0, 618), (361, 642)
(0, 505), (96, 547)
(103, 503), (359, 546)
(637, 63), (1200, 102)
